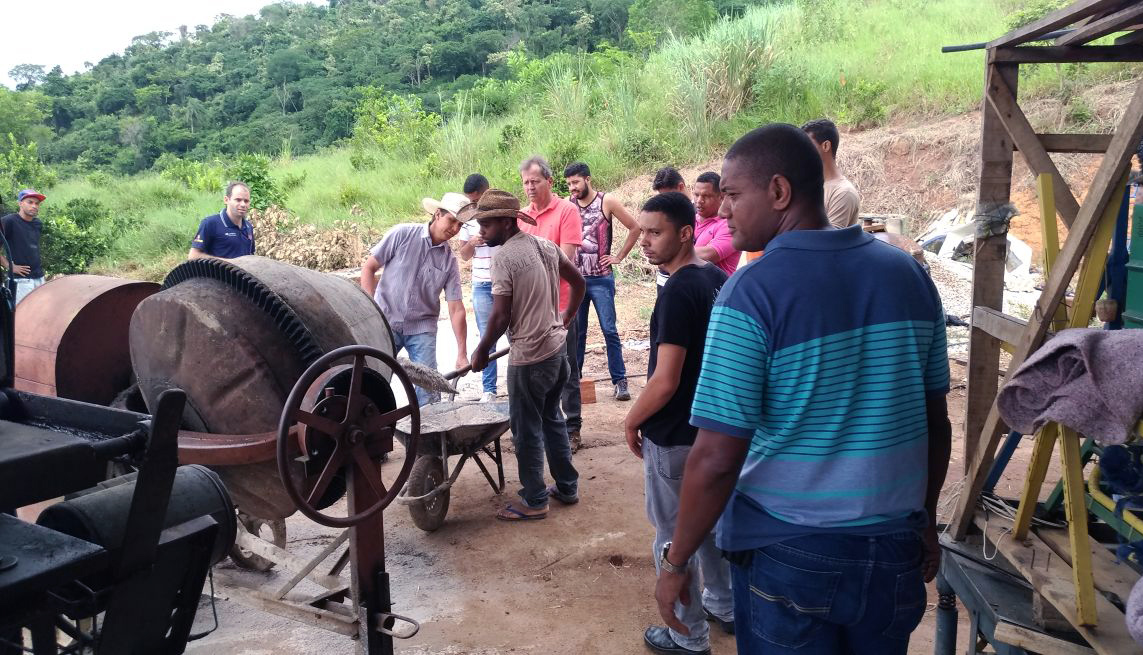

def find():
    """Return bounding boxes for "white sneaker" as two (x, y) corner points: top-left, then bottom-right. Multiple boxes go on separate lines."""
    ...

(480, 392), (496, 402)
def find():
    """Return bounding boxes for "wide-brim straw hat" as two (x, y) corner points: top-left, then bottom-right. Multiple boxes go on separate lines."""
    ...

(464, 189), (536, 225)
(422, 191), (471, 217)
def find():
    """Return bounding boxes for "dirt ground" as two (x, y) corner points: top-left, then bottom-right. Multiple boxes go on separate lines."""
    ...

(186, 352), (1061, 655)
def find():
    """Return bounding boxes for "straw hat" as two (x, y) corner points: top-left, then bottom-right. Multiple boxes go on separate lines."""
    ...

(422, 192), (471, 217)
(465, 189), (536, 225)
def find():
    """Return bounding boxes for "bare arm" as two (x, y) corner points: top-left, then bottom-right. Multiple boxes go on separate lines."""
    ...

(655, 429), (750, 634)
(458, 236), (481, 262)
(623, 344), (685, 458)
(557, 253), (586, 328)
(359, 256), (381, 298)
(447, 299), (469, 370)
(695, 244), (719, 262)
(601, 196), (640, 266)
(560, 242), (577, 261)
(187, 248), (210, 261)
(471, 294), (512, 372)
(922, 394), (952, 581)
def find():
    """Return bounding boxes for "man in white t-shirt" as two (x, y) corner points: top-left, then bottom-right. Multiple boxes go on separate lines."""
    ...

(457, 173), (498, 401)
(803, 119), (861, 228)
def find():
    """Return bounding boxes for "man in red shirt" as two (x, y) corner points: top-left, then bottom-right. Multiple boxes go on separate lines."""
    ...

(520, 155), (585, 451)
(692, 172), (740, 276)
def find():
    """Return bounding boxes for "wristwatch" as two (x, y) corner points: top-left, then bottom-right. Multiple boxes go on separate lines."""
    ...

(660, 541), (687, 575)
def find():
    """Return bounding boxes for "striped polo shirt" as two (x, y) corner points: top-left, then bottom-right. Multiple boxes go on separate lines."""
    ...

(690, 225), (948, 551)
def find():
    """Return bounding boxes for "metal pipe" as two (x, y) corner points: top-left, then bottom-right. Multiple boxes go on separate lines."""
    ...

(942, 28), (1074, 53)
(934, 574), (958, 655)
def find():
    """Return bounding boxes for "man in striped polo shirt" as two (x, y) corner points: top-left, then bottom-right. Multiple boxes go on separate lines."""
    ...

(654, 124), (951, 655)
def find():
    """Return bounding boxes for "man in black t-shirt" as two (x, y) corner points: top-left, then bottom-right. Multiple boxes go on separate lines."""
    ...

(1, 189), (47, 305)
(624, 192), (730, 655)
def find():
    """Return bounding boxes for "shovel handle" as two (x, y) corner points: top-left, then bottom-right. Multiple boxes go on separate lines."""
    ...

(445, 347), (510, 380)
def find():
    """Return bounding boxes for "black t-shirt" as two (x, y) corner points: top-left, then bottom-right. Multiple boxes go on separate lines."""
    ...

(641, 262), (728, 447)
(1, 213), (43, 278)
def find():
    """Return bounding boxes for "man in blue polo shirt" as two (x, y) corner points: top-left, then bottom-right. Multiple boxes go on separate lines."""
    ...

(188, 181), (254, 259)
(653, 124), (951, 655)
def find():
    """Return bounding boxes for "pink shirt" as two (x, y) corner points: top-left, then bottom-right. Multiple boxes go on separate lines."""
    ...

(695, 214), (739, 276)
(522, 194), (582, 312)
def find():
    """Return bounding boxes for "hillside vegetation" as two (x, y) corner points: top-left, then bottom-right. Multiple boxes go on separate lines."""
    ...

(3, 0), (1139, 280)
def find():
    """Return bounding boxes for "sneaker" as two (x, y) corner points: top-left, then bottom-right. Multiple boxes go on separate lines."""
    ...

(480, 391), (496, 403)
(614, 379), (631, 401)
(703, 607), (734, 635)
(643, 626), (709, 655)
(569, 430), (582, 453)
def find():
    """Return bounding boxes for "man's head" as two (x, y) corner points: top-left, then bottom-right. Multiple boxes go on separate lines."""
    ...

(224, 181), (251, 223)
(638, 192), (696, 267)
(801, 118), (841, 162)
(16, 189), (45, 220)
(422, 191), (469, 244)
(520, 155), (554, 207)
(470, 189), (536, 247)
(721, 123), (826, 252)
(652, 167), (686, 194)
(563, 161), (593, 202)
(463, 173), (490, 203)
(692, 171), (722, 219)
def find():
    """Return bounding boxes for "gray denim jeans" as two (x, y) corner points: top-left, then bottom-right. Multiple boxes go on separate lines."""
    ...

(644, 440), (734, 651)
(507, 351), (579, 509)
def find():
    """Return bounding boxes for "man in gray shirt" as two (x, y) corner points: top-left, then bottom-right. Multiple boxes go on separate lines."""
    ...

(361, 192), (469, 404)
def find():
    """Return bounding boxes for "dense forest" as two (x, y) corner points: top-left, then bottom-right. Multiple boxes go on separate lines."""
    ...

(2, 0), (749, 175)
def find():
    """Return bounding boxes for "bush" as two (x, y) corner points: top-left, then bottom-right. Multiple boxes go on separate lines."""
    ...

(351, 88), (440, 156)
(0, 135), (57, 213)
(155, 153), (224, 192)
(40, 197), (115, 275)
(225, 153), (285, 210)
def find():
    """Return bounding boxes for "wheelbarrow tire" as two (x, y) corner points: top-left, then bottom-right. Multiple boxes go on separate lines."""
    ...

(408, 456), (450, 532)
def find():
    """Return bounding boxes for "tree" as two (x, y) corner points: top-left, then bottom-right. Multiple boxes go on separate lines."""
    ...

(8, 64), (45, 91)
(627, 0), (716, 42)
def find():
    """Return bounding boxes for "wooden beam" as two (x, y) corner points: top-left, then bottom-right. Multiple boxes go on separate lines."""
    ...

(1021, 133), (1114, 153)
(1038, 527), (1139, 607)
(1056, 3), (1143, 46)
(994, 621), (1095, 655)
(990, 44), (1143, 64)
(987, 73), (1081, 226)
(989, 0), (1128, 48)
(1115, 28), (1143, 45)
(951, 76), (1143, 540)
(975, 514), (1139, 655)
(971, 306), (1027, 344)
(964, 62), (1018, 467)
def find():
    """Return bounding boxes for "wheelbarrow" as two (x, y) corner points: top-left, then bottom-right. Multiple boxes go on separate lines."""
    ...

(394, 400), (510, 531)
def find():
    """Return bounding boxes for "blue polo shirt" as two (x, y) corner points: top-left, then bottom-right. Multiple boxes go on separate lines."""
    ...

(191, 209), (255, 258)
(690, 225), (949, 551)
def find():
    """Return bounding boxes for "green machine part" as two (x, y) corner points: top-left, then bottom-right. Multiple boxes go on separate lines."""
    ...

(1126, 185), (1143, 329)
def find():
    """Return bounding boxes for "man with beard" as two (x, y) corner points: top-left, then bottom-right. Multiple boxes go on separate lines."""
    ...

(563, 161), (640, 402)
(189, 181), (255, 260)
(2, 189), (47, 304)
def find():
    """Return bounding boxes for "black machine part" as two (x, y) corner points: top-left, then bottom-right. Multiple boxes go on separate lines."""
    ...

(37, 464), (236, 569)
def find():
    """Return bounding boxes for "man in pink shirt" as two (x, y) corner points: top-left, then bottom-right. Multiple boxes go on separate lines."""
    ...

(520, 155), (586, 451)
(693, 172), (740, 276)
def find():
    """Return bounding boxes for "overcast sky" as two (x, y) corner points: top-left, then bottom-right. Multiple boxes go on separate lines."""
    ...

(2, 0), (317, 89)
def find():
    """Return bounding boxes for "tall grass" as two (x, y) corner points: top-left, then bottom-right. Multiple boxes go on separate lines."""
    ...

(56, 0), (1139, 277)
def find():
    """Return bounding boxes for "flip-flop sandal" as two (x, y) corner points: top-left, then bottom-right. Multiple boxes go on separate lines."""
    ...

(546, 484), (579, 505)
(496, 505), (548, 521)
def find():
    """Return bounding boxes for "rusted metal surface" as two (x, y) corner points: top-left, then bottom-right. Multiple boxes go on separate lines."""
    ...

(14, 276), (159, 404)
(128, 256), (396, 520)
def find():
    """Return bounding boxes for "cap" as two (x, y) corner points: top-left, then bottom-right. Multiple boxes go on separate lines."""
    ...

(17, 189), (45, 202)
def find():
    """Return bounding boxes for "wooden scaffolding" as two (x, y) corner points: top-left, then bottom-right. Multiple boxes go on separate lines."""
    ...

(946, 1), (1143, 653)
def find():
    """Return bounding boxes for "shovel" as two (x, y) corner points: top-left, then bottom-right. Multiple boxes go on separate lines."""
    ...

(397, 347), (511, 396)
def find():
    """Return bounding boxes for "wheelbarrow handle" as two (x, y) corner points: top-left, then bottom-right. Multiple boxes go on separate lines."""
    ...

(445, 347), (510, 380)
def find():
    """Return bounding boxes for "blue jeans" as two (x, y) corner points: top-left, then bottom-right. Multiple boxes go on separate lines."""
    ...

(506, 352), (578, 508)
(392, 330), (438, 405)
(472, 282), (496, 394)
(575, 273), (626, 384)
(730, 532), (926, 654)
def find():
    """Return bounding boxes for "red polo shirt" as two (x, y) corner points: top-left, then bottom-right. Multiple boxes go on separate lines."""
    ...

(521, 194), (582, 312)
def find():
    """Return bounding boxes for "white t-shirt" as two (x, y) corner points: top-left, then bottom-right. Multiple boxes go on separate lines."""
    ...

(459, 223), (498, 283)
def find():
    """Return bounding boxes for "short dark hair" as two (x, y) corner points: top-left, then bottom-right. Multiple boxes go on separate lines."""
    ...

(652, 167), (685, 191)
(641, 192), (695, 232)
(726, 123), (825, 208)
(695, 171), (721, 189)
(463, 173), (489, 195)
(225, 181), (249, 197)
(801, 118), (840, 156)
(564, 162), (590, 179)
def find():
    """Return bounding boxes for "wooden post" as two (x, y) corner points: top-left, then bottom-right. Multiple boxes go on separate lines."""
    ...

(964, 61), (1018, 466)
